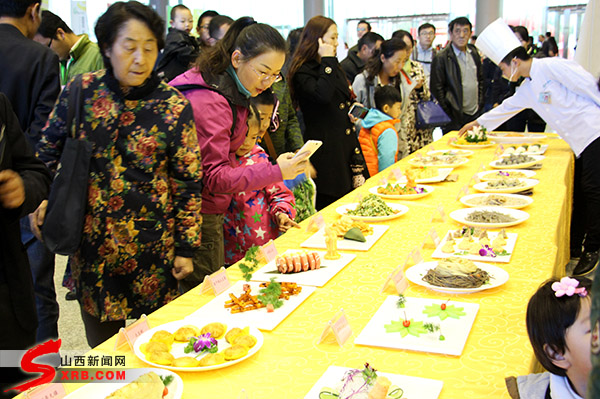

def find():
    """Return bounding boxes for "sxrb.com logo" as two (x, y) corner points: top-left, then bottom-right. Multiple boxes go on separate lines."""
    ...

(5, 339), (126, 394)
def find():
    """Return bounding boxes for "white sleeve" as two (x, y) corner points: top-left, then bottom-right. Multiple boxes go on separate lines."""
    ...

(477, 89), (530, 131)
(544, 59), (600, 107)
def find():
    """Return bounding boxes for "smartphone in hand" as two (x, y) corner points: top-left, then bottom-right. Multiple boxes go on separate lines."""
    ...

(293, 140), (322, 159)
(348, 104), (369, 119)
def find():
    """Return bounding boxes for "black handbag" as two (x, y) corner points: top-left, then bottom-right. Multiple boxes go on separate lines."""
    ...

(415, 97), (451, 129)
(43, 75), (92, 255)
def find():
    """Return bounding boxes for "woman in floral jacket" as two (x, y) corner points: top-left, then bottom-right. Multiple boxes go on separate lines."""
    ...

(36, 1), (203, 347)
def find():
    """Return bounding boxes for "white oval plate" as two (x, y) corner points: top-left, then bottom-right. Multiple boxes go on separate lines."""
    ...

(502, 144), (548, 156)
(409, 156), (469, 168)
(133, 320), (263, 372)
(427, 149), (474, 157)
(477, 169), (536, 181)
(460, 193), (533, 209)
(369, 184), (434, 200)
(473, 178), (539, 194)
(405, 261), (509, 294)
(449, 206), (530, 228)
(489, 155), (545, 169)
(336, 202), (409, 222)
(63, 368), (183, 399)
(487, 132), (547, 144)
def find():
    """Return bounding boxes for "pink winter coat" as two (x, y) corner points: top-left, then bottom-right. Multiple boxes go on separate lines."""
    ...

(224, 145), (296, 264)
(170, 70), (283, 214)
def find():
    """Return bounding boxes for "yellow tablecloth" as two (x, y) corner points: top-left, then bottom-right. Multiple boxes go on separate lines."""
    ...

(59, 133), (575, 398)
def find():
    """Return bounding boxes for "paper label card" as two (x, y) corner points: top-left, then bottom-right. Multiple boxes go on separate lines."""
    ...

(429, 144), (436, 151)
(392, 169), (404, 180)
(114, 314), (150, 351)
(25, 383), (67, 399)
(199, 267), (231, 296)
(411, 248), (424, 265)
(456, 185), (469, 201)
(354, 192), (364, 202)
(260, 240), (278, 263)
(318, 309), (352, 347)
(469, 175), (481, 186)
(306, 213), (325, 232)
(429, 227), (441, 247)
(430, 204), (447, 222)
(477, 163), (486, 173)
(378, 177), (388, 185)
(392, 268), (409, 294)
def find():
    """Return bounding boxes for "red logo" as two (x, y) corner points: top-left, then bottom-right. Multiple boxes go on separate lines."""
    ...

(5, 339), (61, 393)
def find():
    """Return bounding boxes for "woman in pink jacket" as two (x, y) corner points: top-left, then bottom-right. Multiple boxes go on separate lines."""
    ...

(170, 17), (308, 291)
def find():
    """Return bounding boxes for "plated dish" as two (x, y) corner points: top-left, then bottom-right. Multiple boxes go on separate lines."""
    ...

(449, 207), (530, 228)
(489, 155), (545, 169)
(405, 259), (509, 294)
(477, 169), (536, 181)
(502, 144), (548, 155)
(336, 195), (408, 222)
(369, 184), (434, 200)
(487, 132), (547, 144)
(408, 155), (468, 167)
(427, 149), (474, 157)
(390, 167), (453, 184)
(460, 193), (533, 209)
(133, 320), (264, 371)
(472, 178), (539, 194)
(432, 228), (517, 263)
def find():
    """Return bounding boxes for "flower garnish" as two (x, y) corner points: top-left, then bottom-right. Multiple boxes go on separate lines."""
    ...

(184, 333), (218, 355)
(499, 171), (510, 177)
(551, 277), (587, 297)
(479, 245), (497, 257)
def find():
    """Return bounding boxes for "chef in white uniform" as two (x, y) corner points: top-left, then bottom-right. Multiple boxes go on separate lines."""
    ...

(459, 18), (600, 276)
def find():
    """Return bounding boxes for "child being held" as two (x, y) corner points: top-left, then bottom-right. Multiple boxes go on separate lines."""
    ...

(506, 276), (593, 399)
(224, 91), (298, 264)
(358, 85), (407, 177)
(156, 4), (199, 82)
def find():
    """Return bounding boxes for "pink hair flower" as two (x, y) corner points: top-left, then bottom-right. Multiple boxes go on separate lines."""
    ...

(551, 277), (587, 297)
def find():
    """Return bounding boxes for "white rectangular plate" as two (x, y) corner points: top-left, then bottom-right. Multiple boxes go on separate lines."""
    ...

(354, 296), (479, 356)
(431, 230), (517, 263)
(300, 225), (389, 251)
(303, 365), (443, 399)
(189, 281), (316, 331)
(251, 251), (356, 287)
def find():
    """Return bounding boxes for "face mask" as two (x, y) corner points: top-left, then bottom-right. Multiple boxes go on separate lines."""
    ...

(508, 59), (517, 82)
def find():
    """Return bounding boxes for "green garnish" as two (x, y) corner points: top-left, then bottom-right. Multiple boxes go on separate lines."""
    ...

(258, 278), (284, 309)
(239, 246), (261, 281)
(396, 294), (406, 308)
(362, 363), (378, 386)
(384, 319), (428, 338)
(347, 194), (396, 217)
(159, 375), (174, 386)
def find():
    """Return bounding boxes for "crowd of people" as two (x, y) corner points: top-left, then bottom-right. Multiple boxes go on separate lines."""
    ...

(0, 0), (599, 397)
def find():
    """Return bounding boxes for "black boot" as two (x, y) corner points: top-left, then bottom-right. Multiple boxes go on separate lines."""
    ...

(572, 250), (599, 276)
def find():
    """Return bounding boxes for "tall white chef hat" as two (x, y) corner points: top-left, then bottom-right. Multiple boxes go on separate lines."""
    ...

(476, 18), (522, 65)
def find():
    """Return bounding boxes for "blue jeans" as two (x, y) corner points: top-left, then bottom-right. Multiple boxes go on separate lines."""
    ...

(20, 218), (59, 342)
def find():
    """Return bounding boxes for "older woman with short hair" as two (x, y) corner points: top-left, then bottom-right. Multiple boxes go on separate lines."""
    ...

(37, 1), (203, 347)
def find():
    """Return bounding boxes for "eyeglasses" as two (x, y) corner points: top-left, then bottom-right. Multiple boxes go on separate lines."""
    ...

(47, 37), (53, 48)
(419, 31), (435, 37)
(249, 64), (281, 83)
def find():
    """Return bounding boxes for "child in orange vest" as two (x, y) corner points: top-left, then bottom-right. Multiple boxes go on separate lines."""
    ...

(358, 86), (403, 177)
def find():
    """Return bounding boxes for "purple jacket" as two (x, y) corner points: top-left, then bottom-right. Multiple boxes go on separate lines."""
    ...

(170, 70), (283, 214)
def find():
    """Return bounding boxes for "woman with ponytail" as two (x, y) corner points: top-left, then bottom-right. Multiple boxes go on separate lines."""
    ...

(170, 17), (309, 291)
(288, 16), (369, 210)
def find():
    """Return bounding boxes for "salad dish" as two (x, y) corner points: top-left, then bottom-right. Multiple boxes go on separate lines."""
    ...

(337, 195), (408, 222)
(460, 193), (533, 209)
(450, 207), (530, 228)
(472, 178), (539, 194)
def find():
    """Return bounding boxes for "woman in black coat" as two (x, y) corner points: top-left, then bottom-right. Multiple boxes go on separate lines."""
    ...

(288, 16), (369, 210)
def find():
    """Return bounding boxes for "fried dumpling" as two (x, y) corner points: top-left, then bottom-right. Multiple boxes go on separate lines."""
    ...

(469, 243), (481, 255)
(105, 371), (163, 399)
(225, 327), (246, 344)
(173, 325), (200, 342)
(222, 344), (249, 361)
(198, 353), (225, 367)
(457, 238), (472, 250)
(172, 356), (201, 367)
(201, 322), (227, 339)
(150, 330), (174, 347)
(147, 350), (174, 366)
(233, 334), (257, 349)
(140, 340), (170, 356)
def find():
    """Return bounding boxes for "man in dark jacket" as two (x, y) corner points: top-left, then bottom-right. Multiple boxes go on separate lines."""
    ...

(0, 92), (52, 395)
(340, 32), (383, 83)
(0, 0), (60, 344)
(430, 17), (483, 133)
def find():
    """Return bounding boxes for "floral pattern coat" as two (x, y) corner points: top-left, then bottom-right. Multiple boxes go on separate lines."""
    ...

(400, 60), (435, 153)
(37, 70), (203, 321)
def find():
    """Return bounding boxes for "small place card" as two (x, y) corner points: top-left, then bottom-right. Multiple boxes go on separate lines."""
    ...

(429, 144), (436, 151)
(430, 204), (447, 222)
(306, 213), (325, 232)
(416, 152), (424, 159)
(25, 383), (67, 399)
(378, 177), (388, 185)
(354, 192), (364, 202)
(469, 174), (481, 186)
(392, 169), (404, 180)
(447, 137), (457, 145)
(318, 309), (352, 347)
(428, 227), (441, 247)
(114, 314), (150, 351)
(455, 185), (469, 201)
(260, 240), (278, 263)
(411, 248), (424, 265)
(477, 163), (486, 173)
(381, 266), (409, 294)
(199, 267), (231, 296)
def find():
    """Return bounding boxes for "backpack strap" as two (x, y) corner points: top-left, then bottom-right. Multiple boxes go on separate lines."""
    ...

(173, 84), (237, 136)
